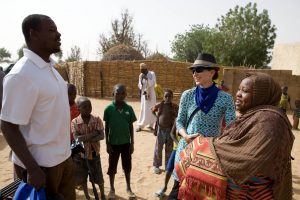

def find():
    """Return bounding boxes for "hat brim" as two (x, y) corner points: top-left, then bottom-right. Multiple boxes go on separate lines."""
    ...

(188, 64), (220, 71)
(188, 59), (219, 70)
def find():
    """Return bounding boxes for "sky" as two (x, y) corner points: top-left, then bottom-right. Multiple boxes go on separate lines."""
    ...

(1, 0), (300, 61)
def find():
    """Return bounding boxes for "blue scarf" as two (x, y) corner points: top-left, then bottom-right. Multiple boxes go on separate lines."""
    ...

(195, 84), (220, 114)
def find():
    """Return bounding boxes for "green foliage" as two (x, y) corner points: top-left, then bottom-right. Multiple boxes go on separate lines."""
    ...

(0, 47), (11, 61)
(171, 25), (215, 62)
(17, 44), (27, 59)
(54, 51), (63, 63)
(98, 9), (150, 58)
(215, 2), (276, 67)
(65, 45), (81, 62)
(171, 3), (276, 68)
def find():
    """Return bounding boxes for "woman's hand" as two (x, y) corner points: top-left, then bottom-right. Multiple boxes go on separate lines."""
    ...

(184, 134), (199, 144)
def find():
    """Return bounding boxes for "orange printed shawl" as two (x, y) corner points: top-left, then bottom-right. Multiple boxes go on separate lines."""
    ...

(175, 136), (227, 200)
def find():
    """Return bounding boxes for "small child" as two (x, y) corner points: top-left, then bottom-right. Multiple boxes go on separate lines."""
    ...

(155, 119), (180, 197)
(71, 96), (105, 200)
(151, 89), (179, 174)
(279, 86), (291, 113)
(293, 99), (300, 130)
(104, 84), (137, 199)
(68, 83), (80, 142)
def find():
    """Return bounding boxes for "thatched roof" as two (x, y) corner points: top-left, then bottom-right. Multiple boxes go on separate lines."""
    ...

(102, 44), (144, 61)
(146, 52), (169, 61)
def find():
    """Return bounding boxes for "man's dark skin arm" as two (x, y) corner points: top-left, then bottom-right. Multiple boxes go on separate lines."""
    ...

(1, 120), (46, 190)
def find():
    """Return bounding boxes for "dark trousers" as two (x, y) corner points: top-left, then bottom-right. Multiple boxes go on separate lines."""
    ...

(14, 157), (75, 200)
(107, 143), (132, 175)
(167, 180), (180, 200)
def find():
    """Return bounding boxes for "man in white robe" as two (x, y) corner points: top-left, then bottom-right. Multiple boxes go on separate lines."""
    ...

(136, 63), (157, 132)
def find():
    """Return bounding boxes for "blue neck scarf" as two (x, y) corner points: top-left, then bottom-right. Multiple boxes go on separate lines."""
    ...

(195, 83), (220, 114)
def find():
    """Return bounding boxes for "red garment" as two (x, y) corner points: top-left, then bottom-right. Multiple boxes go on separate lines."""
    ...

(70, 103), (80, 141)
(175, 136), (227, 200)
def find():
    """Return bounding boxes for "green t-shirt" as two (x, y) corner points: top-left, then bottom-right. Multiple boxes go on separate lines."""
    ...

(103, 101), (137, 145)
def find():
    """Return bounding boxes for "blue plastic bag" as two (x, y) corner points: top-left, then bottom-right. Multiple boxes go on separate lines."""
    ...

(13, 181), (46, 200)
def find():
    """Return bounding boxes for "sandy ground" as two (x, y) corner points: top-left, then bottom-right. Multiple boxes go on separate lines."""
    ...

(0, 97), (300, 200)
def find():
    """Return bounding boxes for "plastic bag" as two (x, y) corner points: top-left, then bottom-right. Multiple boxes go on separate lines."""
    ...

(13, 181), (46, 200)
(154, 84), (164, 99)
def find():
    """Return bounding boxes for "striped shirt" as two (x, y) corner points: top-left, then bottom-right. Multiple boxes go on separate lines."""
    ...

(71, 114), (104, 160)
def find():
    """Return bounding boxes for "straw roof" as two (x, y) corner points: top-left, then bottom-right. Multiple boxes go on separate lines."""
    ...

(102, 44), (144, 61)
(146, 52), (169, 61)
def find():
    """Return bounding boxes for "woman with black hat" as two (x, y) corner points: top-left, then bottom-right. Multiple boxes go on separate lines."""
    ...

(168, 53), (236, 199)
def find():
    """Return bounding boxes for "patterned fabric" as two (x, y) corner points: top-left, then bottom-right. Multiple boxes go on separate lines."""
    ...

(71, 114), (104, 160)
(175, 136), (227, 200)
(244, 72), (282, 108)
(211, 106), (294, 200)
(174, 88), (235, 176)
(227, 175), (274, 200)
(211, 73), (294, 200)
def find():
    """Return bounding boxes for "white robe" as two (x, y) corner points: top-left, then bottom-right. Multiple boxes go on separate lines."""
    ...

(137, 71), (157, 127)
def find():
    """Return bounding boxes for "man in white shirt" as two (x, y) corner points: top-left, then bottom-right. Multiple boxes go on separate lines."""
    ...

(0, 14), (75, 199)
(136, 63), (157, 132)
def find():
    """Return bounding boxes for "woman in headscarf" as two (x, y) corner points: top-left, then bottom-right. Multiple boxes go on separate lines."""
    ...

(176, 72), (294, 200)
(168, 53), (236, 199)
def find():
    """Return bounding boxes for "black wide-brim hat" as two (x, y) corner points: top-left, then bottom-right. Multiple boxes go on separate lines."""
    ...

(188, 53), (219, 70)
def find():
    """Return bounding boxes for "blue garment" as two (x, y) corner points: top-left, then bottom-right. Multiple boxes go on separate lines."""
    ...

(166, 150), (176, 173)
(13, 181), (46, 200)
(195, 84), (220, 114)
(174, 88), (236, 180)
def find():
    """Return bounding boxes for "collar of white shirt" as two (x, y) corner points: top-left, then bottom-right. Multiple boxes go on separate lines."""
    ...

(23, 48), (56, 69)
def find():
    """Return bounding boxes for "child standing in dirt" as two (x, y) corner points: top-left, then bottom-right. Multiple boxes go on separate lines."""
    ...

(151, 89), (179, 174)
(71, 96), (105, 200)
(104, 84), (137, 199)
(68, 83), (80, 142)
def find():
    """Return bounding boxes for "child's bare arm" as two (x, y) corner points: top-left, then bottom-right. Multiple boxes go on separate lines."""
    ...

(105, 122), (113, 154)
(151, 107), (157, 117)
(151, 103), (160, 116)
(89, 130), (105, 141)
(130, 123), (134, 154)
(170, 122), (179, 144)
(75, 132), (95, 142)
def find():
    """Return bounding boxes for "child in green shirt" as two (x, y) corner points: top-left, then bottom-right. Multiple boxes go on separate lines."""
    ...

(103, 84), (137, 199)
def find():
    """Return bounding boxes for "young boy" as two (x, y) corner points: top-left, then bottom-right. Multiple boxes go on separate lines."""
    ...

(151, 89), (179, 174)
(68, 83), (80, 142)
(71, 96), (105, 200)
(104, 84), (137, 199)
(155, 119), (180, 197)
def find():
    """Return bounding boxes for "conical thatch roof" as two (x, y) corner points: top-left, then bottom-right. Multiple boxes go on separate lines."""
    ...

(146, 52), (169, 61)
(102, 44), (144, 61)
